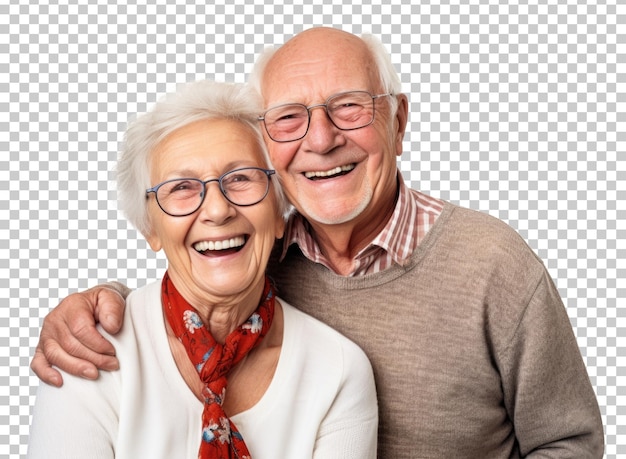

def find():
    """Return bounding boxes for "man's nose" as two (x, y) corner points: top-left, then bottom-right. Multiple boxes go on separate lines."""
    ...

(304, 105), (340, 152)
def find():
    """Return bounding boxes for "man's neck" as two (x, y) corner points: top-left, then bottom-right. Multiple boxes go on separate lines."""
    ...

(306, 190), (399, 276)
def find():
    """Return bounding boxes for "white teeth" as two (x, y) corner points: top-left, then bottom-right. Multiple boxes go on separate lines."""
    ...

(304, 164), (355, 179)
(194, 236), (245, 252)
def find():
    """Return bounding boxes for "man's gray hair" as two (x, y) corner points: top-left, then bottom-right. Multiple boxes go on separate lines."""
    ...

(117, 80), (291, 236)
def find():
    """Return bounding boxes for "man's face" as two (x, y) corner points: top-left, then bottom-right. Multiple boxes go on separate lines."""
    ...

(260, 29), (405, 229)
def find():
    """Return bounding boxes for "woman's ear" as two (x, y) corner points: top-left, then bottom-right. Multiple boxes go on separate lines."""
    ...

(144, 228), (163, 252)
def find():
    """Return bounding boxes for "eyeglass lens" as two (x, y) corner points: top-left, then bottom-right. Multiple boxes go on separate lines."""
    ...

(154, 168), (271, 216)
(263, 91), (377, 142)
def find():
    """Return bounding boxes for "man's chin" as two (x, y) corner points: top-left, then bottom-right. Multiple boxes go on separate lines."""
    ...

(298, 195), (372, 227)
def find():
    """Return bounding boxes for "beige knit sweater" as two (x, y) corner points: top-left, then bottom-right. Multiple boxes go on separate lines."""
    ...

(268, 202), (604, 458)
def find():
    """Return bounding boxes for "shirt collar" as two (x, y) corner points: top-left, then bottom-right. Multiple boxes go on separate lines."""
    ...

(280, 171), (443, 274)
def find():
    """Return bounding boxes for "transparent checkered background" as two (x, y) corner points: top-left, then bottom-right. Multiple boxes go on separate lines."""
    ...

(2, 0), (624, 457)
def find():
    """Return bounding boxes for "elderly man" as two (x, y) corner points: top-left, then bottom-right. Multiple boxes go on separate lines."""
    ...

(32, 28), (603, 457)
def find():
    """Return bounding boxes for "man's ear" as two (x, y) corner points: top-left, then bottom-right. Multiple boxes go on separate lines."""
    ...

(393, 94), (409, 157)
(275, 214), (286, 240)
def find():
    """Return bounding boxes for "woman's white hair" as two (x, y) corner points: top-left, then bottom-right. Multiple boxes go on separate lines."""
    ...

(117, 80), (291, 236)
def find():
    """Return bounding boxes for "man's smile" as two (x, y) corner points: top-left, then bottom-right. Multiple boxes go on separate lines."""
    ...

(304, 163), (356, 180)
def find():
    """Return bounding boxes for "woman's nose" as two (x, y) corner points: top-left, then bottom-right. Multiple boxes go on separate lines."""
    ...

(197, 182), (236, 224)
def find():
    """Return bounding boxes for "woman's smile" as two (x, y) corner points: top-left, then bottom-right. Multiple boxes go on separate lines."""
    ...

(193, 235), (247, 254)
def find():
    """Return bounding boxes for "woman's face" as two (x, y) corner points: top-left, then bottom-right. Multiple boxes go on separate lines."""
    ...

(145, 118), (285, 306)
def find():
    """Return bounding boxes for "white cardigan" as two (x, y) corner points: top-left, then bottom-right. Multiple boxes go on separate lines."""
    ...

(28, 280), (378, 459)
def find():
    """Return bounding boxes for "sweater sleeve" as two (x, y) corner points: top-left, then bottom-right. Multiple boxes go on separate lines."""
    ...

(499, 269), (604, 457)
(313, 338), (379, 459)
(27, 369), (119, 459)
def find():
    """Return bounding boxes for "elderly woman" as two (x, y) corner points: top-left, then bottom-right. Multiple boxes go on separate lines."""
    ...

(27, 80), (378, 459)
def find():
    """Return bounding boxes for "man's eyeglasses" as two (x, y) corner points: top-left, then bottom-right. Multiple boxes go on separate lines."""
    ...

(146, 167), (275, 217)
(258, 90), (393, 143)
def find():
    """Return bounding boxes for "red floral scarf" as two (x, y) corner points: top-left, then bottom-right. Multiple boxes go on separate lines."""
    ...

(161, 271), (275, 459)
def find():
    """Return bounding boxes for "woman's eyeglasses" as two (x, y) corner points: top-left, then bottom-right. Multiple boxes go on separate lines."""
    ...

(146, 167), (275, 216)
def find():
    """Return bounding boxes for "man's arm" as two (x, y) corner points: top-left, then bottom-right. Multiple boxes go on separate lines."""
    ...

(500, 270), (604, 457)
(31, 282), (130, 387)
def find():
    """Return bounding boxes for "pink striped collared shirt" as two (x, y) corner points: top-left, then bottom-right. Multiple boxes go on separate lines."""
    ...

(280, 174), (445, 276)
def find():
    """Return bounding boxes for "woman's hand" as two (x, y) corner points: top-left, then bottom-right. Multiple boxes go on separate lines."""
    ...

(30, 284), (129, 386)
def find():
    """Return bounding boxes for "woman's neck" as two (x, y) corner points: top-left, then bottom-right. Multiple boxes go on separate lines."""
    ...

(168, 274), (266, 344)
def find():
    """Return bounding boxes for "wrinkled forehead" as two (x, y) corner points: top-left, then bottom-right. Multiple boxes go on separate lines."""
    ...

(150, 119), (268, 175)
(261, 36), (380, 107)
